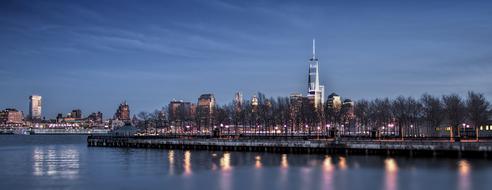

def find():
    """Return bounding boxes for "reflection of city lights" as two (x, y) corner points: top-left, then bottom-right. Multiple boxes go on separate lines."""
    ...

(385, 158), (398, 173)
(458, 160), (471, 176)
(184, 151), (192, 176)
(458, 160), (471, 190)
(32, 147), (80, 179)
(323, 156), (334, 172)
(322, 155), (335, 190)
(255, 155), (262, 169)
(338, 157), (347, 170)
(168, 150), (174, 164)
(281, 154), (288, 169)
(385, 158), (398, 190)
(220, 152), (232, 171)
(168, 150), (175, 175)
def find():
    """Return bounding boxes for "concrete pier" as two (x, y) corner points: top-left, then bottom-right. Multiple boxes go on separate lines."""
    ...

(87, 136), (492, 158)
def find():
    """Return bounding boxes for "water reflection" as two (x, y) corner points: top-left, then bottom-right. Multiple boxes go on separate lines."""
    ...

(183, 150), (192, 176)
(322, 156), (334, 190)
(278, 154), (289, 189)
(8, 135), (492, 190)
(255, 155), (262, 169)
(167, 150), (174, 175)
(220, 152), (232, 172)
(220, 152), (233, 190)
(280, 154), (288, 169)
(323, 155), (335, 172)
(338, 156), (347, 170)
(384, 158), (398, 190)
(32, 146), (80, 179)
(458, 160), (471, 190)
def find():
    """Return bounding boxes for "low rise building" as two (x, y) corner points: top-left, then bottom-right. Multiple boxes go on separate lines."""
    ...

(0, 108), (24, 125)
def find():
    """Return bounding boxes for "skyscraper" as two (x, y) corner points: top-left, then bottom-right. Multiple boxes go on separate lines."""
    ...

(29, 95), (42, 121)
(168, 99), (194, 122)
(197, 94), (215, 127)
(307, 39), (325, 108)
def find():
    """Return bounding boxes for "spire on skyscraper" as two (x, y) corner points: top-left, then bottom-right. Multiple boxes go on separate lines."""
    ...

(312, 38), (316, 59)
(310, 38), (318, 61)
(307, 38), (324, 108)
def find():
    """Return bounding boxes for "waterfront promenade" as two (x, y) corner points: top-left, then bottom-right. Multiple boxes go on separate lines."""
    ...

(87, 135), (492, 158)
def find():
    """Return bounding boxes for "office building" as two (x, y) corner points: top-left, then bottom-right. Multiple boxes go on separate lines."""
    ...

(29, 95), (42, 121)
(307, 39), (325, 109)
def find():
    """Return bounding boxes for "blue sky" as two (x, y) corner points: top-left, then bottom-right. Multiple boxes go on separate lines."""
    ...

(1, 0), (491, 118)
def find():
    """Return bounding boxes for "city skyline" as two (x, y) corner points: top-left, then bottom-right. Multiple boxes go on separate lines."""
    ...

(1, 0), (492, 118)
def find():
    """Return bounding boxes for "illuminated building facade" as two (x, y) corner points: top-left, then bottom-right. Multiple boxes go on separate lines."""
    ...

(327, 93), (342, 110)
(307, 39), (325, 109)
(29, 95), (42, 121)
(168, 99), (194, 122)
(0, 108), (23, 125)
(197, 94), (215, 126)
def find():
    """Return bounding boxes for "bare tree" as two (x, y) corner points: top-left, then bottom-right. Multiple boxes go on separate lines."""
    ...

(354, 100), (369, 136)
(442, 94), (465, 140)
(406, 97), (422, 138)
(466, 91), (490, 141)
(421, 94), (445, 137)
(391, 96), (408, 139)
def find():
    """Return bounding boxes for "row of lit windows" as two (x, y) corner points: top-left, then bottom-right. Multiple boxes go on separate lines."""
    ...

(480, 125), (492, 131)
(436, 125), (492, 131)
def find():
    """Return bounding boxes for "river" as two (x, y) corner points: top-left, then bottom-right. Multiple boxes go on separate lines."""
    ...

(0, 135), (490, 190)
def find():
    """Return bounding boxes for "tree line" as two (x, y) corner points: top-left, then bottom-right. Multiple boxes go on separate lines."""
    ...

(132, 91), (491, 139)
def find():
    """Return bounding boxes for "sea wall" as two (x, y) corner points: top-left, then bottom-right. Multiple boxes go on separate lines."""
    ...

(87, 136), (492, 158)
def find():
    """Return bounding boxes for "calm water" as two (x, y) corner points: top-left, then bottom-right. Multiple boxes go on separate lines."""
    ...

(0, 135), (491, 190)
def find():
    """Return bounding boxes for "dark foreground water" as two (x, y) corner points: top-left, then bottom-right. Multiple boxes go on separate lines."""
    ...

(1, 135), (492, 190)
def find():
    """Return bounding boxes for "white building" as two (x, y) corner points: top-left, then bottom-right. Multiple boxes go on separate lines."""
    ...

(29, 95), (42, 120)
(307, 39), (325, 108)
